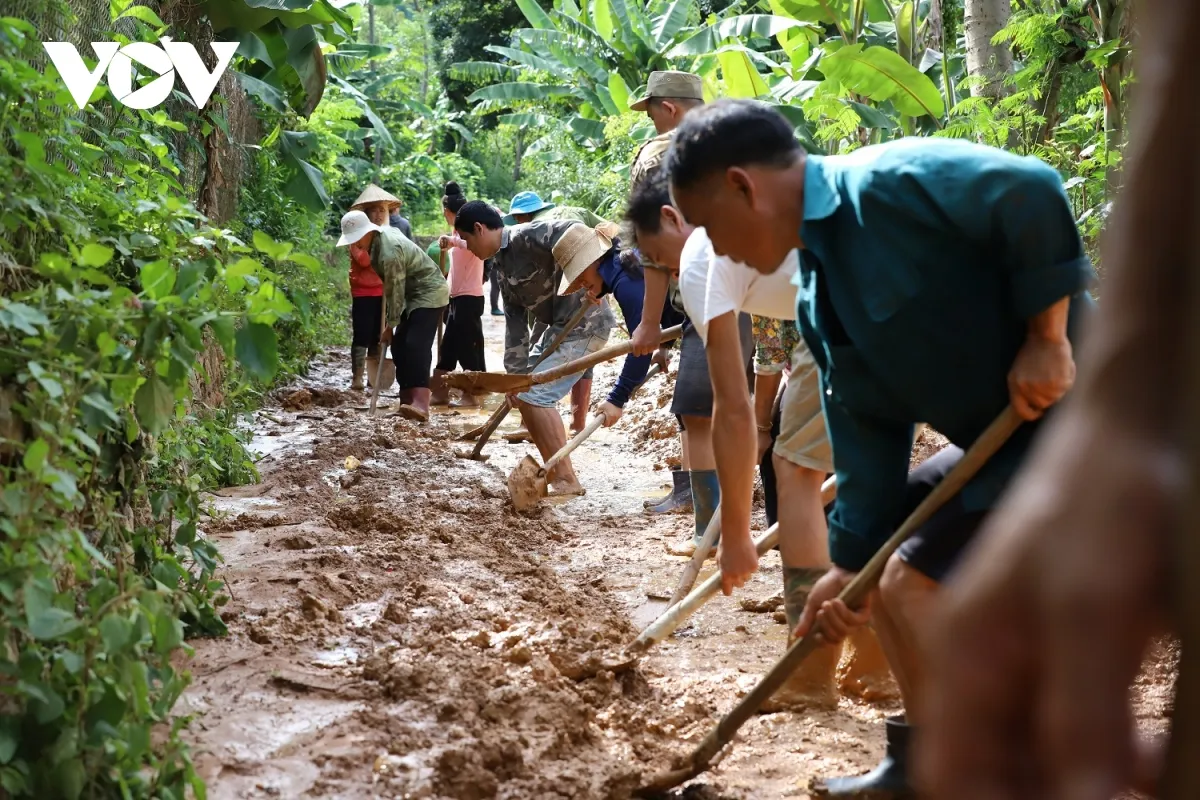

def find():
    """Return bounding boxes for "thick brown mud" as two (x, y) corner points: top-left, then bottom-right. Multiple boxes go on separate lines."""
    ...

(180, 314), (1175, 799)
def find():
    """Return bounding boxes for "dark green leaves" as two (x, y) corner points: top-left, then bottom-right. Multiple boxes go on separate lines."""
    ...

(135, 375), (175, 436)
(234, 322), (280, 381)
(24, 577), (79, 641)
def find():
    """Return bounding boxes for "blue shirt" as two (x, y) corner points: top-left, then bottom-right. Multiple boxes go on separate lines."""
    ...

(793, 138), (1096, 571)
(597, 246), (682, 407)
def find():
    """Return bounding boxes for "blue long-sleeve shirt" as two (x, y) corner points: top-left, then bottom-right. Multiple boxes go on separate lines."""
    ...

(792, 138), (1096, 572)
(597, 246), (682, 407)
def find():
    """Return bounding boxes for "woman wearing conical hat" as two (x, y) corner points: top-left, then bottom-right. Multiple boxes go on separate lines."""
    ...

(351, 184), (412, 241)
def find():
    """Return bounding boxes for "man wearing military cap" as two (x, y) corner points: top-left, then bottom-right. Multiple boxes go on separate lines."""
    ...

(628, 70), (707, 516)
(630, 70), (705, 186)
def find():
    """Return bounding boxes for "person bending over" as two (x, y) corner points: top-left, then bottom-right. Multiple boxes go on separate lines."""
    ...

(663, 99), (1094, 798)
(442, 202), (615, 496)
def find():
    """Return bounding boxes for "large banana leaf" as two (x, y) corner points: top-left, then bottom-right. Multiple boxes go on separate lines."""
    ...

(719, 48), (770, 97)
(669, 15), (818, 57)
(591, 0), (615, 41)
(204, 0), (353, 43)
(653, 0), (694, 48)
(449, 61), (521, 82)
(498, 112), (554, 127)
(767, 0), (851, 26)
(467, 82), (580, 103)
(515, 0), (556, 29)
(608, 72), (632, 112)
(568, 115), (607, 141)
(819, 44), (944, 119)
(484, 45), (569, 77)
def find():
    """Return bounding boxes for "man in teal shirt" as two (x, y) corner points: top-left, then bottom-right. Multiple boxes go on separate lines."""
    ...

(665, 99), (1095, 797)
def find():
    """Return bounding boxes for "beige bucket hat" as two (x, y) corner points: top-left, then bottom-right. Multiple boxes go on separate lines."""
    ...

(554, 224), (614, 295)
(351, 183), (401, 211)
(630, 70), (704, 112)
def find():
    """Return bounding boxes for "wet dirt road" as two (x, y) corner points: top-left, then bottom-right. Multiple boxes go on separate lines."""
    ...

(180, 314), (1174, 799)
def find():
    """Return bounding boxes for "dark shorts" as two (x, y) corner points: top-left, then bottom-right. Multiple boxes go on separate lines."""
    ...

(895, 446), (989, 583)
(351, 296), (383, 355)
(670, 313), (753, 418)
(436, 295), (485, 373)
(392, 305), (446, 390)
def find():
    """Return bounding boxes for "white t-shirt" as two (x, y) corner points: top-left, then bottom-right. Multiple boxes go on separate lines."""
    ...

(677, 228), (800, 343)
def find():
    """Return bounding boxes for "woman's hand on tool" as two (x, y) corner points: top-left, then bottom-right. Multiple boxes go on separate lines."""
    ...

(598, 401), (622, 427)
(794, 567), (871, 644)
(379, 326), (393, 345)
(918, 407), (1178, 800)
(651, 346), (671, 374)
(717, 531), (759, 596)
(630, 321), (662, 357)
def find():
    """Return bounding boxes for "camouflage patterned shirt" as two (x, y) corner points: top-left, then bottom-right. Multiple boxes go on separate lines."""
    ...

(370, 226), (449, 327)
(531, 205), (614, 230)
(630, 132), (672, 188)
(495, 220), (616, 375)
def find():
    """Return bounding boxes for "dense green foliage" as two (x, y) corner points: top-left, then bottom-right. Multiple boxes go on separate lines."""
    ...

(0, 0), (1129, 795)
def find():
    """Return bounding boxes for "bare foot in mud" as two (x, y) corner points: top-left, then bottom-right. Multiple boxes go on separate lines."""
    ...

(760, 638), (841, 713)
(548, 477), (586, 497)
(451, 393), (480, 409)
(502, 428), (533, 443)
(837, 626), (900, 702)
(665, 539), (714, 558)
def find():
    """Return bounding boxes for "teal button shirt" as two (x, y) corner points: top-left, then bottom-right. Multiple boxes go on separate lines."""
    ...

(793, 138), (1096, 572)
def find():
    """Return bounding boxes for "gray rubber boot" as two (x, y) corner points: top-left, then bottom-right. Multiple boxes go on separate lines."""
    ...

(645, 470), (692, 514)
(689, 469), (720, 547)
(351, 346), (367, 390)
(811, 715), (915, 798)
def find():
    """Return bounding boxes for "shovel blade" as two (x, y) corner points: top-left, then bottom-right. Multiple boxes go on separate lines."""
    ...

(508, 454), (548, 511)
(445, 371), (531, 395)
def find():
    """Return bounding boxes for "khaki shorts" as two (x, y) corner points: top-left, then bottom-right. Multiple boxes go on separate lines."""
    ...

(773, 343), (833, 473)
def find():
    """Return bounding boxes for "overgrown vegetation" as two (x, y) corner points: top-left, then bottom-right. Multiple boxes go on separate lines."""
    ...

(0, 0), (1128, 795)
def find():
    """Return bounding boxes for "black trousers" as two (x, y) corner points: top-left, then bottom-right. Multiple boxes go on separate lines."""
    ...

(489, 277), (502, 312)
(391, 306), (446, 390)
(436, 295), (485, 372)
(351, 296), (383, 357)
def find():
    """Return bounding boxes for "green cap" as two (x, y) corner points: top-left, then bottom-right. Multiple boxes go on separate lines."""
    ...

(629, 70), (703, 112)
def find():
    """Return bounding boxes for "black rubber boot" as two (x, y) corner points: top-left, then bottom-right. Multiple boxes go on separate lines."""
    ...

(644, 470), (693, 514)
(811, 716), (915, 799)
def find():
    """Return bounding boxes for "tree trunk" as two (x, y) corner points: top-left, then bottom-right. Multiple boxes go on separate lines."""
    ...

(963, 0), (1015, 100)
(368, 1), (376, 45)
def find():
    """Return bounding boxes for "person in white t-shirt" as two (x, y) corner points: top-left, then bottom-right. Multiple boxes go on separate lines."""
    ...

(676, 223), (896, 709)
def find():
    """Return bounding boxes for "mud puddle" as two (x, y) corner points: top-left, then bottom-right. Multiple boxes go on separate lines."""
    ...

(180, 317), (1174, 799)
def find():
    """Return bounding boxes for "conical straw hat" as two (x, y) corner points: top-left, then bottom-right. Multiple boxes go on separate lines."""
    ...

(351, 184), (401, 210)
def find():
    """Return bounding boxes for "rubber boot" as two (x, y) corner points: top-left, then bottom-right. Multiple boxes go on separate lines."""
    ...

(645, 470), (693, 514)
(838, 626), (900, 702)
(351, 347), (367, 391)
(761, 566), (840, 712)
(667, 470), (719, 556)
(398, 388), (431, 422)
(810, 716), (915, 799)
(430, 369), (450, 406)
(569, 378), (592, 434)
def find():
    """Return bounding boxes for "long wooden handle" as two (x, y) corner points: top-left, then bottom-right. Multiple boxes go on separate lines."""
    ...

(467, 303), (591, 453)
(628, 478), (835, 657)
(370, 295), (388, 417)
(542, 363), (666, 475)
(527, 324), (684, 388)
(667, 505), (722, 608)
(637, 407), (1023, 796)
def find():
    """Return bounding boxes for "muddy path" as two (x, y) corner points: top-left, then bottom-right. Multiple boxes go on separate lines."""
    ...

(180, 315), (1175, 799)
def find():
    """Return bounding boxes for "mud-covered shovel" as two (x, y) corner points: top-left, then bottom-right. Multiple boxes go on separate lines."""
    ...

(634, 406), (1023, 797)
(508, 363), (665, 510)
(455, 303), (590, 461)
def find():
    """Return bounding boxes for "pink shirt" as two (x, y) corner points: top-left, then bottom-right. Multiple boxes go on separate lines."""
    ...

(447, 245), (484, 298)
(443, 235), (484, 298)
